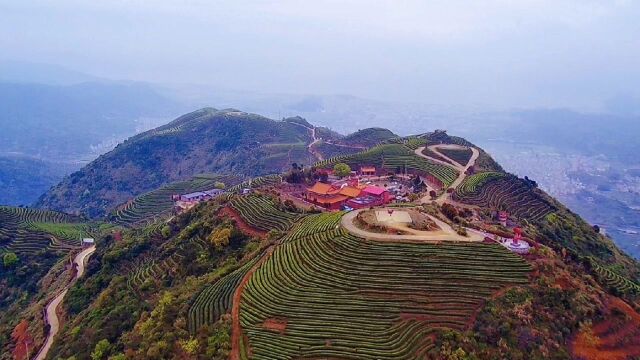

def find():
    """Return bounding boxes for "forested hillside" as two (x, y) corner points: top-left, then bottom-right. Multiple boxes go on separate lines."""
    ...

(35, 109), (389, 218)
(35, 109), (316, 217)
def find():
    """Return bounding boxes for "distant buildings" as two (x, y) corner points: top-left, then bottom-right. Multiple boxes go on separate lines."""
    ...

(173, 188), (225, 211)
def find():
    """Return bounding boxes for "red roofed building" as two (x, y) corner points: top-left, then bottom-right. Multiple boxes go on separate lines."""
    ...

(346, 185), (392, 209)
(363, 185), (392, 203)
(339, 186), (361, 198)
(306, 182), (362, 210)
(313, 195), (349, 210)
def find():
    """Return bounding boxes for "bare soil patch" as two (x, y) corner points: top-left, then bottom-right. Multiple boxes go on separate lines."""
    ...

(572, 296), (640, 360)
(263, 318), (288, 334)
(356, 208), (440, 235)
(219, 206), (267, 239)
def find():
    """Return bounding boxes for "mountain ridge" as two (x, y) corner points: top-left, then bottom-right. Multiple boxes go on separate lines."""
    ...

(35, 108), (387, 218)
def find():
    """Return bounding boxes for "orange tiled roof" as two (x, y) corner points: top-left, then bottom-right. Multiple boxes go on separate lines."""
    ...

(314, 195), (348, 204)
(339, 186), (361, 198)
(309, 183), (362, 199)
(361, 166), (376, 172)
(307, 182), (334, 195)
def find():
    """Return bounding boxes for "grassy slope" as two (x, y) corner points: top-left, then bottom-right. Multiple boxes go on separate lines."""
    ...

(342, 127), (398, 147)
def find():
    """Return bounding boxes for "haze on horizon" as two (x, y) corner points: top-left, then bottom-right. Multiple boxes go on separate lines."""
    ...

(1, 0), (639, 112)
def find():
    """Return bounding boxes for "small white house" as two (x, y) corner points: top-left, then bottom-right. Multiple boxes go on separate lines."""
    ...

(82, 238), (95, 247)
(204, 189), (224, 197)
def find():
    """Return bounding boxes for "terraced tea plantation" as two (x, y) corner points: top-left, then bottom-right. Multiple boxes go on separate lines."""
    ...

(224, 175), (283, 198)
(0, 206), (89, 254)
(403, 137), (428, 150)
(111, 174), (238, 226)
(314, 142), (363, 159)
(126, 224), (210, 291)
(589, 258), (640, 295)
(438, 147), (473, 166)
(280, 212), (344, 243)
(229, 195), (302, 232)
(188, 256), (261, 333)
(316, 144), (459, 187)
(261, 142), (309, 165)
(453, 175), (555, 222)
(239, 217), (531, 359)
(455, 172), (505, 197)
(421, 147), (454, 165)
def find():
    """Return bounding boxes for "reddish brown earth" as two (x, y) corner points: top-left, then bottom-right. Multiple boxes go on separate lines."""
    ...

(263, 318), (287, 334)
(554, 275), (572, 290)
(218, 206), (267, 239)
(11, 320), (32, 360)
(572, 297), (640, 360)
(230, 247), (275, 360)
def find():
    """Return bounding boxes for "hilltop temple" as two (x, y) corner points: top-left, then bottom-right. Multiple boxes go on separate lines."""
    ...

(305, 181), (391, 210)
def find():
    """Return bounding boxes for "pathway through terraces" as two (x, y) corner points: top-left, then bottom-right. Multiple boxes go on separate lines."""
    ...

(34, 245), (96, 360)
(288, 121), (324, 162)
(230, 247), (275, 360)
(415, 144), (479, 205)
(307, 127), (324, 161)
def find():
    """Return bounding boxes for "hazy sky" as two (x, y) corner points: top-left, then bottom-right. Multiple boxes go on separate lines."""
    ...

(1, 0), (639, 110)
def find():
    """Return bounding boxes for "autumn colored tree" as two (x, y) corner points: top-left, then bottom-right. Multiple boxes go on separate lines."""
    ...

(208, 227), (231, 251)
(11, 320), (33, 360)
(179, 338), (199, 356)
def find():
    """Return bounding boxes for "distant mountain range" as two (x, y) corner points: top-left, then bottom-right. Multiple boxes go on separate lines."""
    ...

(0, 81), (185, 160)
(0, 62), (189, 205)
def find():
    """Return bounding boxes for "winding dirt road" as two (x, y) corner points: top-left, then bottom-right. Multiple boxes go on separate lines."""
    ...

(415, 144), (479, 204)
(34, 245), (96, 360)
(287, 121), (324, 162)
(307, 127), (324, 161)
